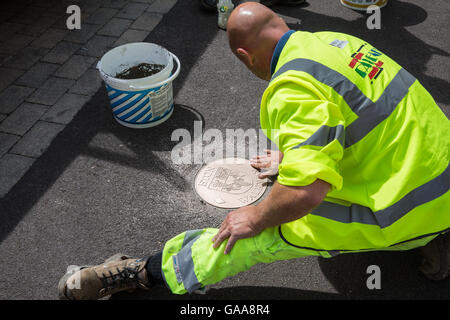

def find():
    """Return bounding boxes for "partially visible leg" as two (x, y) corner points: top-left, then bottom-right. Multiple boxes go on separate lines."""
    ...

(418, 232), (449, 281)
(59, 227), (449, 299)
(145, 251), (165, 286)
(160, 227), (318, 294)
(58, 226), (317, 299)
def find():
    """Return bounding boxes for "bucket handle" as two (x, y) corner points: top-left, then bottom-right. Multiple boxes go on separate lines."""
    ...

(127, 52), (181, 91)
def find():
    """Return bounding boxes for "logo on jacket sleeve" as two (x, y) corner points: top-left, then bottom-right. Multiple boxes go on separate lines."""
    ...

(330, 39), (349, 49)
(349, 43), (384, 81)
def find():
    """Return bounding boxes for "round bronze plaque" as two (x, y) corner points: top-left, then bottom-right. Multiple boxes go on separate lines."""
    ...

(194, 158), (268, 209)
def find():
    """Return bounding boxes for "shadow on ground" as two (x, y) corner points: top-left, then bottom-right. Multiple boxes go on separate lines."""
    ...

(0, 0), (216, 242)
(318, 249), (449, 299)
(111, 247), (449, 300)
(110, 284), (341, 300)
(273, 0), (450, 106)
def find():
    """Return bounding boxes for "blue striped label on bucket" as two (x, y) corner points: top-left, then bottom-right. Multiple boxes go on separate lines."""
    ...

(105, 83), (174, 125)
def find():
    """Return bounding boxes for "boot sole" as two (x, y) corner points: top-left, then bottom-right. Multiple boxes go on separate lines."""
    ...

(422, 270), (449, 281)
(419, 232), (449, 281)
(58, 265), (92, 300)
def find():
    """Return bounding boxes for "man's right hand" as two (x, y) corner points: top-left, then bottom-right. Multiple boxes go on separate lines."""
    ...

(250, 149), (283, 179)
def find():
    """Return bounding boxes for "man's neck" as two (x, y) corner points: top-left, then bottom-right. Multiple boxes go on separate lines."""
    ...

(270, 30), (295, 77)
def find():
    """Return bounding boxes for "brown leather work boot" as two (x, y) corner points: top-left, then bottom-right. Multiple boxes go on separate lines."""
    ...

(418, 232), (449, 281)
(58, 254), (151, 300)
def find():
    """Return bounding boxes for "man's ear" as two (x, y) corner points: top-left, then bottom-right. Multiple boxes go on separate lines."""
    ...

(236, 48), (253, 67)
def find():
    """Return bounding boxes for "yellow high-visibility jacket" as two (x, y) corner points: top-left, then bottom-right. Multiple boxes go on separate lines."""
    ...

(261, 30), (450, 252)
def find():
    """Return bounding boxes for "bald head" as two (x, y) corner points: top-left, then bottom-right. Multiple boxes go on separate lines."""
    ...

(227, 2), (289, 80)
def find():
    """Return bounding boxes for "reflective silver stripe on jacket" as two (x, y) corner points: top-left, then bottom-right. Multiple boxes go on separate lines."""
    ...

(311, 163), (450, 228)
(271, 58), (416, 148)
(292, 124), (345, 149)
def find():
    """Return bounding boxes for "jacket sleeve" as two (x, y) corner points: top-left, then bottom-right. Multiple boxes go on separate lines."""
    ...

(264, 78), (346, 191)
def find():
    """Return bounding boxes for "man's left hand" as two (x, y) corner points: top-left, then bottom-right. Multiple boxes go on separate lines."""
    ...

(212, 205), (263, 254)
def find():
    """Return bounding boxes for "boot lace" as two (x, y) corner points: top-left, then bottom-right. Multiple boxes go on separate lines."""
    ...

(100, 264), (141, 293)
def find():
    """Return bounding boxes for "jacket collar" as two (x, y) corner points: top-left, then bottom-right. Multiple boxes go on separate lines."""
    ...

(270, 30), (295, 76)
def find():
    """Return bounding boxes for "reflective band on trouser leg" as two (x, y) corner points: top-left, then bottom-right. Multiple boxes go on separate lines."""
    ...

(161, 227), (319, 294)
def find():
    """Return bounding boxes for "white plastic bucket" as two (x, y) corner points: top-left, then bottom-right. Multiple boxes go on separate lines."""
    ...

(340, 0), (388, 11)
(97, 42), (180, 128)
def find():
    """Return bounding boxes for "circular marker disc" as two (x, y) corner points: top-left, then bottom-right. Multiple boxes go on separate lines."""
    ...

(194, 158), (268, 209)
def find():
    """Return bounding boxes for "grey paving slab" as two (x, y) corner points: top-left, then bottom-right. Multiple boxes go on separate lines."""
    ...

(0, 114), (6, 122)
(51, 15), (73, 31)
(15, 62), (60, 89)
(130, 12), (163, 31)
(78, 35), (117, 58)
(115, 2), (150, 20)
(78, 2), (102, 16)
(114, 29), (150, 46)
(0, 102), (48, 136)
(0, 34), (34, 55)
(97, 18), (133, 37)
(68, 69), (104, 96)
(2, 0), (30, 8)
(0, 68), (24, 93)
(19, 14), (61, 37)
(26, 77), (74, 106)
(85, 7), (118, 26)
(147, 0), (177, 14)
(101, 0), (130, 9)
(7, 6), (47, 25)
(0, 54), (8, 65)
(41, 93), (91, 125)
(54, 55), (97, 80)
(10, 120), (64, 158)
(130, 0), (156, 3)
(2, 46), (49, 70)
(31, 28), (68, 49)
(0, 22), (26, 42)
(0, 153), (34, 198)
(0, 11), (18, 22)
(64, 24), (101, 44)
(41, 41), (81, 65)
(0, 133), (20, 158)
(0, 85), (35, 114)
(31, 0), (68, 11)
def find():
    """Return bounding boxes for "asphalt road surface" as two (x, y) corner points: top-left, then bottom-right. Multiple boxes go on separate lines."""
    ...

(0, 0), (449, 301)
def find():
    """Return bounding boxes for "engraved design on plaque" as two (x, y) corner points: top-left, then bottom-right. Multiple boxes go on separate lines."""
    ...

(194, 158), (268, 209)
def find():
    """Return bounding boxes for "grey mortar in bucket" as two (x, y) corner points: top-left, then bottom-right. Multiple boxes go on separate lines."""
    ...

(114, 63), (166, 79)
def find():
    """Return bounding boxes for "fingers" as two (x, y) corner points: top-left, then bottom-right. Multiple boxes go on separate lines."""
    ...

(258, 172), (274, 179)
(250, 150), (279, 164)
(212, 229), (236, 254)
(251, 160), (278, 178)
(211, 218), (236, 254)
(250, 160), (271, 169)
(250, 153), (271, 161)
(212, 227), (231, 250)
(211, 221), (226, 244)
(250, 149), (273, 160)
(213, 230), (235, 254)
(250, 156), (268, 163)
(224, 235), (237, 255)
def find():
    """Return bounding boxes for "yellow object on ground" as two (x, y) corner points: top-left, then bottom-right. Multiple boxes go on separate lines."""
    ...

(340, 0), (388, 11)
